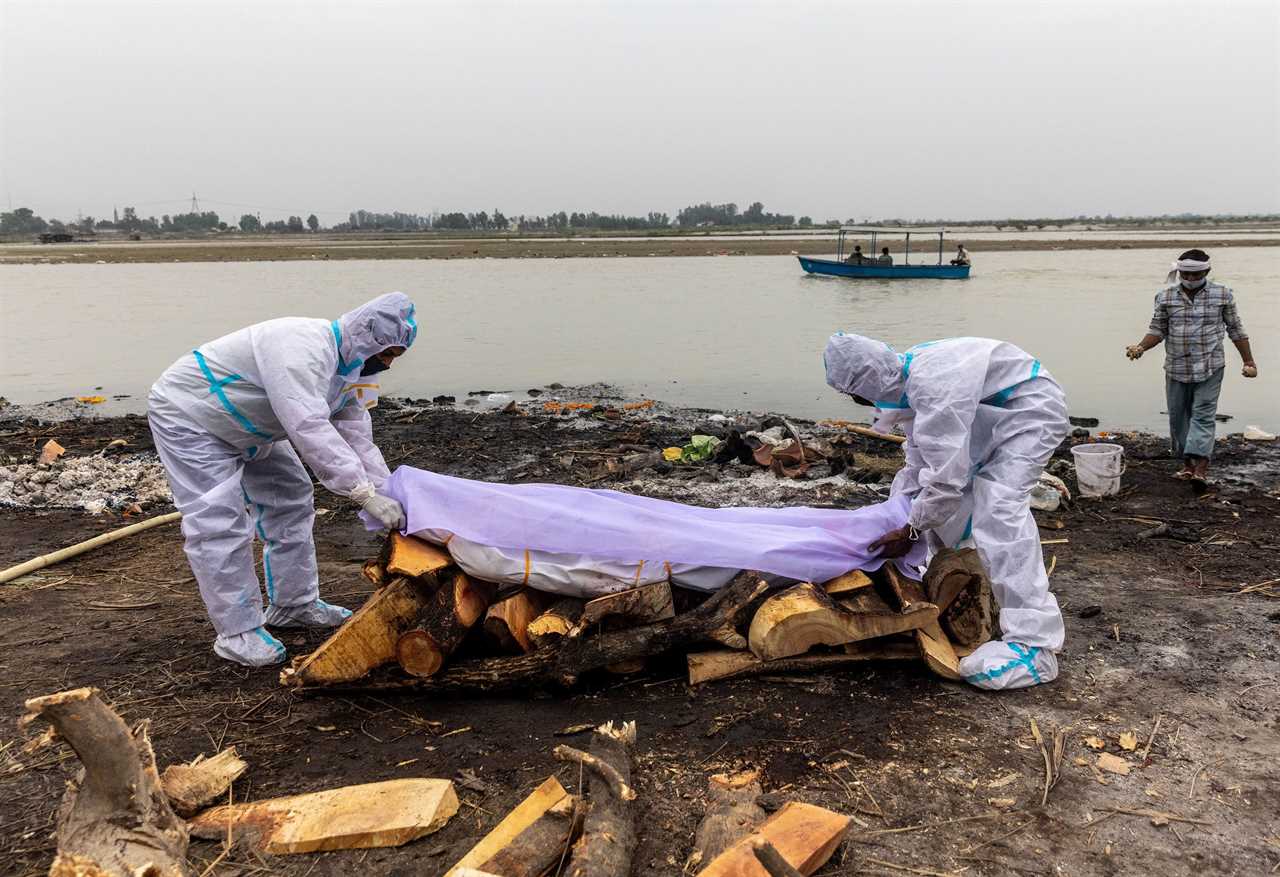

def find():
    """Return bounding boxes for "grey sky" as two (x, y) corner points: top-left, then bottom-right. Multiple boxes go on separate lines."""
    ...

(2, 0), (1277, 223)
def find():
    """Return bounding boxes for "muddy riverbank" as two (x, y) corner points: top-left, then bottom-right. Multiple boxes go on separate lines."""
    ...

(1, 390), (1278, 876)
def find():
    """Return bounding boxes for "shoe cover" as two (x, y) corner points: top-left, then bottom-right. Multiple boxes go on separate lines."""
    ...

(214, 627), (287, 667)
(960, 640), (1058, 690)
(264, 599), (353, 629)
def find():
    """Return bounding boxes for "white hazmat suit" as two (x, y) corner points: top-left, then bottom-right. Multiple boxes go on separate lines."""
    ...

(825, 333), (1069, 690)
(149, 292), (418, 666)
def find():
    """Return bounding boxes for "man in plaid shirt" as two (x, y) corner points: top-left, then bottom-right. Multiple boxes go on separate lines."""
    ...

(1126, 249), (1258, 486)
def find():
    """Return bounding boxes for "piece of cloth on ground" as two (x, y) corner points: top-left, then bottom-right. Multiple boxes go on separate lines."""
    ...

(370, 468), (926, 587)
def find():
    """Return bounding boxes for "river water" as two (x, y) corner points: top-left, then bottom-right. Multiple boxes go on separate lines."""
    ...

(1, 249), (1276, 432)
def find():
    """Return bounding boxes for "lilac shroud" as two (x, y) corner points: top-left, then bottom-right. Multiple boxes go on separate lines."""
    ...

(371, 467), (925, 584)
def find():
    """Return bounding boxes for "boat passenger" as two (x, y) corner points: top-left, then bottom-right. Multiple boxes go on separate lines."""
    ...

(950, 244), (970, 266)
(845, 245), (867, 265)
(876, 247), (893, 265)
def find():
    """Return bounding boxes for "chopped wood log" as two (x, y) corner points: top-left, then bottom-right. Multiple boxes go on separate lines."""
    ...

(560, 721), (637, 877)
(895, 569), (963, 681)
(691, 770), (765, 868)
(478, 795), (583, 877)
(921, 548), (994, 649)
(526, 597), (585, 650)
(444, 777), (570, 877)
(572, 580), (675, 635)
(21, 687), (191, 876)
(160, 747), (248, 817)
(696, 801), (851, 877)
(189, 778), (457, 854)
(281, 576), (433, 686)
(380, 531), (453, 578)
(482, 589), (548, 654)
(398, 572), (496, 676)
(821, 570), (873, 596)
(748, 582), (938, 661)
(688, 640), (917, 685)
(362, 558), (388, 586)
(304, 572), (769, 693)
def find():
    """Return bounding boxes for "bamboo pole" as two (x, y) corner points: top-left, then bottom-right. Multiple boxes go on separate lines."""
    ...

(845, 425), (906, 445)
(0, 512), (182, 584)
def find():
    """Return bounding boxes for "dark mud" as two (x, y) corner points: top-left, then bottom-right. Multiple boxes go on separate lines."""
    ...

(1, 393), (1277, 877)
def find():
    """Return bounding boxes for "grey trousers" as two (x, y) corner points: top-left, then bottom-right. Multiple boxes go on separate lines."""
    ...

(1166, 367), (1224, 460)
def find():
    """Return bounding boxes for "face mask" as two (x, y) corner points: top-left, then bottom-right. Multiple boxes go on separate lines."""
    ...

(359, 357), (390, 376)
(1181, 278), (1207, 292)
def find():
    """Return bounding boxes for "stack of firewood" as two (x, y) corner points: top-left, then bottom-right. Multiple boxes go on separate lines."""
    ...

(281, 533), (995, 692)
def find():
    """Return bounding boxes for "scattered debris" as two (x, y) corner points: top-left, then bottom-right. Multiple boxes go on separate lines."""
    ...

(0, 450), (170, 512)
(1118, 731), (1139, 752)
(1097, 753), (1132, 776)
(37, 439), (65, 465)
(1243, 425), (1276, 441)
(189, 778), (458, 853)
(160, 747), (248, 817)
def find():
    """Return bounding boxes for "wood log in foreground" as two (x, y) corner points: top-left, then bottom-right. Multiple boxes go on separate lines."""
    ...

(921, 547), (994, 649)
(696, 801), (851, 877)
(482, 589), (548, 654)
(189, 778), (457, 853)
(396, 571), (495, 676)
(526, 597), (585, 650)
(21, 687), (191, 876)
(887, 563), (963, 680)
(301, 571), (769, 693)
(687, 639), (917, 685)
(571, 580), (675, 635)
(478, 794), (582, 877)
(556, 721), (638, 877)
(690, 770), (766, 868)
(444, 777), (570, 877)
(748, 582), (938, 661)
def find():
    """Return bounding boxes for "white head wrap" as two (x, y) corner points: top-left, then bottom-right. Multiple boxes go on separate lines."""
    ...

(1166, 257), (1211, 284)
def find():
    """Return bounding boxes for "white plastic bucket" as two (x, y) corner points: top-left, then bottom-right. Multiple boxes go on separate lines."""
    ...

(1070, 443), (1125, 497)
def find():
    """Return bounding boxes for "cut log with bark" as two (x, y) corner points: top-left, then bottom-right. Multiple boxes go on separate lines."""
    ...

(444, 777), (570, 877)
(696, 801), (851, 877)
(362, 558), (388, 586)
(482, 589), (548, 654)
(303, 571), (769, 694)
(892, 565), (963, 681)
(21, 687), (191, 877)
(748, 582), (938, 661)
(821, 570), (873, 596)
(687, 639), (918, 685)
(397, 572), (496, 677)
(921, 548), (994, 649)
(527, 597), (586, 650)
(380, 531), (454, 578)
(281, 576), (434, 687)
(477, 794), (583, 877)
(189, 778), (457, 854)
(160, 747), (248, 817)
(556, 721), (638, 877)
(691, 770), (766, 868)
(572, 580), (675, 635)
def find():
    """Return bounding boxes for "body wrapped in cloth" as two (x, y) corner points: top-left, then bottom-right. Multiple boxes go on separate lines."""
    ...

(366, 468), (926, 597)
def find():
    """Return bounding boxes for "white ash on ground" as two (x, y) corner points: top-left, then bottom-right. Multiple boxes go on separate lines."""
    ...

(621, 465), (888, 508)
(0, 452), (171, 513)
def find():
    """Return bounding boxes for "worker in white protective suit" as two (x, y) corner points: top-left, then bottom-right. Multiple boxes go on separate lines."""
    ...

(824, 333), (1069, 690)
(148, 292), (417, 667)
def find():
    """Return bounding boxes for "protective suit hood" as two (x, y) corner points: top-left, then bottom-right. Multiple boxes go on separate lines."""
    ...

(824, 333), (905, 405)
(335, 292), (418, 371)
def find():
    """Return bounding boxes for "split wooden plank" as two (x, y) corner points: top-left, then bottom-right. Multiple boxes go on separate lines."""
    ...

(160, 747), (248, 817)
(696, 801), (851, 877)
(281, 576), (433, 687)
(527, 597), (586, 650)
(483, 589), (548, 654)
(189, 778), (458, 854)
(477, 795), (582, 877)
(381, 532), (453, 578)
(573, 581), (675, 635)
(748, 582), (938, 661)
(398, 571), (496, 676)
(821, 570), (873, 596)
(893, 565), (963, 681)
(688, 641), (917, 685)
(444, 776), (570, 877)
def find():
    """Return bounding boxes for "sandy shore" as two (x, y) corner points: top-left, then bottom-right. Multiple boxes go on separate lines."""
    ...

(2, 390), (1278, 875)
(3, 232), (1278, 264)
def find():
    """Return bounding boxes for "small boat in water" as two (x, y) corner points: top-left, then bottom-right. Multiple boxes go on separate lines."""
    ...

(798, 226), (971, 279)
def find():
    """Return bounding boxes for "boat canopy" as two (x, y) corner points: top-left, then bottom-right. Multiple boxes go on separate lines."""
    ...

(839, 226), (949, 235)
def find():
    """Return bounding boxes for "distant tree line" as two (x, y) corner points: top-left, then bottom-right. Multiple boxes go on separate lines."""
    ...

(4, 204), (1277, 239)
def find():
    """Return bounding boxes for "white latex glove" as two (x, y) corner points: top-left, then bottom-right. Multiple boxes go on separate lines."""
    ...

(362, 494), (405, 531)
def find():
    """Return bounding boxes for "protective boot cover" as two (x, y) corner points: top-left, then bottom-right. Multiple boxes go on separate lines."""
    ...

(368, 468), (926, 585)
(959, 640), (1059, 690)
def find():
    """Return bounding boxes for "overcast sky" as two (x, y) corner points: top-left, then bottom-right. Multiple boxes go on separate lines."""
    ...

(2, 0), (1277, 223)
